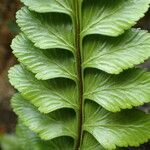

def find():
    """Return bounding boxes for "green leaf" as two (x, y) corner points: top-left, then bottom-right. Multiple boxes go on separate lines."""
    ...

(84, 69), (150, 112)
(9, 65), (78, 113)
(9, 0), (150, 149)
(83, 29), (150, 74)
(20, 0), (74, 16)
(82, 0), (150, 37)
(81, 133), (122, 150)
(16, 7), (74, 52)
(16, 123), (50, 150)
(84, 101), (150, 149)
(11, 33), (77, 80)
(11, 94), (77, 140)
(81, 132), (105, 150)
(16, 123), (74, 150)
(0, 134), (23, 150)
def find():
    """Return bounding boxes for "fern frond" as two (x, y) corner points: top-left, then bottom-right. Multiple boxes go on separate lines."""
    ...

(82, 0), (150, 37)
(83, 29), (150, 74)
(12, 94), (76, 140)
(84, 68), (150, 112)
(8, 0), (150, 149)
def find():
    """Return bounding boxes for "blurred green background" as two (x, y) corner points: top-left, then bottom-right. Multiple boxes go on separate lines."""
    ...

(0, 0), (150, 150)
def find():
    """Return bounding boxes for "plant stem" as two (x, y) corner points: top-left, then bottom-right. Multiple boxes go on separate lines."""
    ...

(74, 0), (84, 149)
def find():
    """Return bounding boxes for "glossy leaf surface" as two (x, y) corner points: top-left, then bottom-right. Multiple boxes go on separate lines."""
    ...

(84, 69), (150, 112)
(84, 101), (150, 149)
(83, 29), (150, 74)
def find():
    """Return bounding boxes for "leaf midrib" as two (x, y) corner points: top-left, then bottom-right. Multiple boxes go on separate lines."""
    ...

(73, 0), (84, 149)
